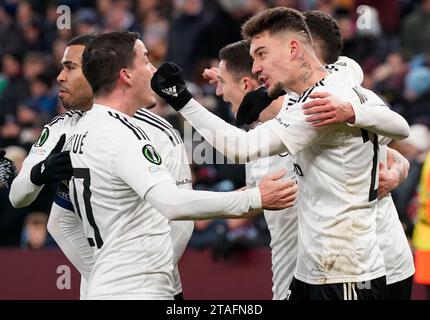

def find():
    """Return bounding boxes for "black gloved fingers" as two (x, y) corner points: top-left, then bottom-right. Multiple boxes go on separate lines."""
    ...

(50, 152), (72, 165)
(56, 173), (73, 181)
(51, 134), (67, 155)
(53, 164), (73, 174)
(158, 62), (182, 76)
(235, 86), (275, 126)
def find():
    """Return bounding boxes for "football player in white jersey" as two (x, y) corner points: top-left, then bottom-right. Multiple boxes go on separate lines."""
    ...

(233, 10), (415, 300)
(69, 31), (297, 299)
(203, 40), (298, 300)
(150, 8), (411, 299)
(203, 23), (412, 299)
(9, 35), (191, 299)
(10, 35), (95, 298)
(301, 11), (414, 299)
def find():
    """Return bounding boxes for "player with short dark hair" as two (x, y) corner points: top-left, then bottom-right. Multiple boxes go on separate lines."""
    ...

(236, 10), (414, 300)
(151, 7), (410, 300)
(10, 33), (194, 300)
(69, 31), (297, 299)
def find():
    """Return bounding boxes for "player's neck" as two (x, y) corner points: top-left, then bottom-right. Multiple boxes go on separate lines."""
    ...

(94, 91), (139, 117)
(287, 54), (328, 95)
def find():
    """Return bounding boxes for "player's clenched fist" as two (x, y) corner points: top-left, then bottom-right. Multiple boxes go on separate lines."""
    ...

(151, 62), (193, 111)
(258, 169), (298, 210)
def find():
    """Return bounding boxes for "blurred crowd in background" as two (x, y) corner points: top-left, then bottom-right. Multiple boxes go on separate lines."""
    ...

(1, 0), (430, 291)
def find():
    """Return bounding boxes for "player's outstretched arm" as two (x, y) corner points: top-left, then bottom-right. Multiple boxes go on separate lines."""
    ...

(302, 91), (410, 140)
(145, 169), (297, 221)
(151, 62), (287, 163)
(378, 147), (410, 199)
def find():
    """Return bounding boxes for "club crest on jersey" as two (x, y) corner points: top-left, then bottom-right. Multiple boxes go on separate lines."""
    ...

(34, 127), (49, 147)
(161, 86), (178, 97)
(142, 144), (162, 165)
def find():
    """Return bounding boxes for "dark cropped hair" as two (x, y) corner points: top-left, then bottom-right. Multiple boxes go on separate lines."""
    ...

(218, 40), (257, 82)
(82, 31), (139, 96)
(67, 34), (97, 47)
(304, 11), (343, 64)
(241, 7), (312, 44)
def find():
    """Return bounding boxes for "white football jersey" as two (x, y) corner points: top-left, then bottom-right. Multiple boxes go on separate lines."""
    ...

(132, 108), (193, 295)
(68, 104), (175, 299)
(10, 110), (84, 208)
(333, 62), (415, 284)
(245, 95), (299, 300)
(267, 71), (386, 284)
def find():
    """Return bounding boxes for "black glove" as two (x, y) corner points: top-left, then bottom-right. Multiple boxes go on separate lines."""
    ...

(151, 62), (193, 111)
(0, 149), (17, 189)
(235, 87), (275, 126)
(235, 87), (288, 126)
(30, 134), (72, 186)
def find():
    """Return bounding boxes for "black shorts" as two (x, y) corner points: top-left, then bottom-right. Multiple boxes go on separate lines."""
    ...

(174, 292), (184, 300)
(288, 276), (387, 300)
(385, 276), (413, 300)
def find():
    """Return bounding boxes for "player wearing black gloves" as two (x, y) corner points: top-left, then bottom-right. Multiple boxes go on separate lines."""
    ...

(150, 62), (192, 111)
(0, 149), (17, 189)
(235, 86), (277, 126)
(30, 134), (73, 186)
(151, 62), (282, 127)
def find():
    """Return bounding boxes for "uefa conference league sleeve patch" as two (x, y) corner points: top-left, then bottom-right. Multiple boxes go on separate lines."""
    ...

(142, 144), (162, 165)
(34, 127), (49, 147)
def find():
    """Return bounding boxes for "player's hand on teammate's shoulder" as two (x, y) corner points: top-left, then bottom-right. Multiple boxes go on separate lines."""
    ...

(151, 62), (193, 111)
(258, 169), (298, 210)
(302, 92), (355, 127)
(0, 149), (17, 189)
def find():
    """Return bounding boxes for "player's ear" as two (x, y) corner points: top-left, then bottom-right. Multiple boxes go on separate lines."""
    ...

(241, 76), (257, 92)
(119, 68), (132, 85)
(289, 39), (300, 60)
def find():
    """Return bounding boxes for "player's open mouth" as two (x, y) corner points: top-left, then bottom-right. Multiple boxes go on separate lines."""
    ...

(259, 76), (269, 87)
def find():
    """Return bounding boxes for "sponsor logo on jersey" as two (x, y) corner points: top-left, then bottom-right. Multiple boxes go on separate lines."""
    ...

(34, 127), (50, 147)
(176, 178), (192, 186)
(142, 144), (162, 165)
(276, 117), (290, 129)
